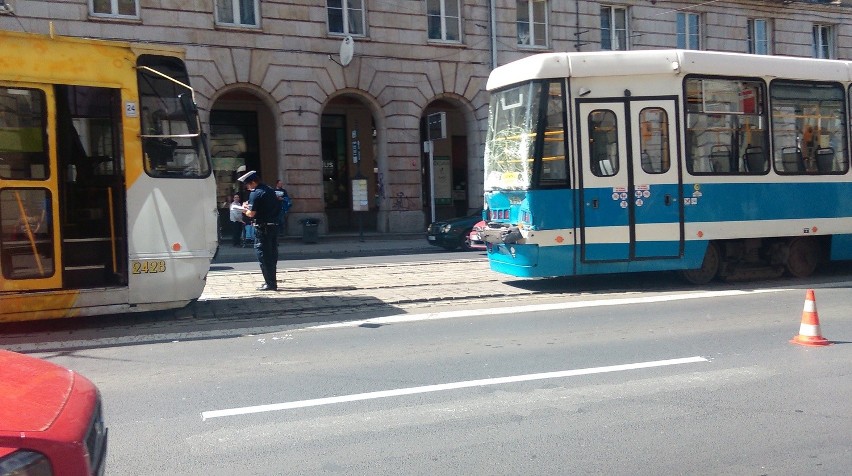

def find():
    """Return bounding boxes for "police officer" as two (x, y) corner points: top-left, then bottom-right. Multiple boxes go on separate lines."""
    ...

(237, 170), (280, 291)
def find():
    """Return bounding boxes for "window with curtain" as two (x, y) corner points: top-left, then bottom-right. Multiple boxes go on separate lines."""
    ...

(216, 0), (258, 27)
(600, 6), (628, 51)
(813, 25), (834, 59)
(90, 0), (138, 17)
(516, 0), (548, 48)
(427, 0), (461, 42)
(328, 0), (366, 36)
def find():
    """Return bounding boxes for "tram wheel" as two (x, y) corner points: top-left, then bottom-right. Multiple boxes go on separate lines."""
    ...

(680, 242), (720, 285)
(785, 237), (820, 278)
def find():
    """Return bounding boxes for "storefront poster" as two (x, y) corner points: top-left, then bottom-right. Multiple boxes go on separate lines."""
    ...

(434, 156), (452, 206)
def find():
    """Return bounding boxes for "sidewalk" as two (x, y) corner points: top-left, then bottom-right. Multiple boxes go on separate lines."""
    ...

(214, 231), (436, 263)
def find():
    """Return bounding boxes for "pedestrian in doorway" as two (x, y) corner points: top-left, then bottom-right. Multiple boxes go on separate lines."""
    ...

(237, 170), (280, 291)
(274, 179), (291, 234)
(228, 194), (246, 247)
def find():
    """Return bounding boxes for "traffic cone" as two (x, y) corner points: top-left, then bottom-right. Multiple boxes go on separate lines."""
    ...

(790, 289), (831, 347)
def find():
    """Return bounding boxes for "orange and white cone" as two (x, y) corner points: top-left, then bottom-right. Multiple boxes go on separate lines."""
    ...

(790, 289), (831, 347)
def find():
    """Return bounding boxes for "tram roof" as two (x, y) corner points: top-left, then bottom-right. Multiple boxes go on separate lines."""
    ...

(486, 49), (852, 91)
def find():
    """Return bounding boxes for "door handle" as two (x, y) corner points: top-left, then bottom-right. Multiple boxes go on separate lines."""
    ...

(592, 198), (599, 209)
(664, 194), (672, 206)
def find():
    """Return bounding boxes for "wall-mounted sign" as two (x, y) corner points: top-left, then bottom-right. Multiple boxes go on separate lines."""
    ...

(352, 139), (361, 164)
(434, 156), (452, 206)
(427, 112), (446, 141)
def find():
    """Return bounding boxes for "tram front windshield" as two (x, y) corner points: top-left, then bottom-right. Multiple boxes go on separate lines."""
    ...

(484, 80), (566, 191)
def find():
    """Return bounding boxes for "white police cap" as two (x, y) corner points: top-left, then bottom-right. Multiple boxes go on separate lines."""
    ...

(237, 170), (258, 183)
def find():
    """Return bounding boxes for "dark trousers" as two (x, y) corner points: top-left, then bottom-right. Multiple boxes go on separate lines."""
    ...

(254, 225), (279, 288)
(231, 221), (244, 246)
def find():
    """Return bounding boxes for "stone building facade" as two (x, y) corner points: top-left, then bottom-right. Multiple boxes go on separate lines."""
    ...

(2, 0), (851, 236)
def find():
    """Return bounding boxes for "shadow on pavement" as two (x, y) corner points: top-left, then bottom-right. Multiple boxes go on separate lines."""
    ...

(502, 271), (687, 294)
(0, 294), (410, 353)
(502, 261), (852, 295)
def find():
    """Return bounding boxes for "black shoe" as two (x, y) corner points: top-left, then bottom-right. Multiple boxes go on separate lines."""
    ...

(256, 284), (278, 291)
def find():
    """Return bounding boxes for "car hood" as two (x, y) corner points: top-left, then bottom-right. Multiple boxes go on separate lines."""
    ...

(431, 215), (480, 227)
(0, 350), (74, 432)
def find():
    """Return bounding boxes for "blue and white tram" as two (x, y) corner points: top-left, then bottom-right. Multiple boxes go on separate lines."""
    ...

(481, 50), (852, 283)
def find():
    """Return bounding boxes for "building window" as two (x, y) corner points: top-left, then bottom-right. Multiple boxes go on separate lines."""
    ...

(215, 0), (258, 27)
(517, 0), (548, 48)
(427, 0), (461, 42)
(328, 0), (366, 36)
(90, 0), (138, 17)
(813, 25), (834, 59)
(747, 19), (769, 55)
(676, 12), (700, 50)
(600, 6), (628, 51)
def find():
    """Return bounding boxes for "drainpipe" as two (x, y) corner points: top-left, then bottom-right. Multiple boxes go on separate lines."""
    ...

(575, 0), (581, 51)
(489, 0), (497, 69)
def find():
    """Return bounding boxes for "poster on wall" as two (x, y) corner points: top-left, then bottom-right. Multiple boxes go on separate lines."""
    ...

(434, 156), (453, 206)
(352, 178), (369, 211)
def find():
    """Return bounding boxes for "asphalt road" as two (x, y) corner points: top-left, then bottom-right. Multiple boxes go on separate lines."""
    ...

(15, 261), (852, 475)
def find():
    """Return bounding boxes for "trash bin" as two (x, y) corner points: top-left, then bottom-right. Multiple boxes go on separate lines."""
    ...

(300, 218), (320, 244)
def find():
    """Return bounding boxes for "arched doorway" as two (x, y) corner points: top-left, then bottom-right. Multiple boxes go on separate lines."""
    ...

(421, 99), (479, 224)
(321, 94), (380, 232)
(208, 88), (277, 237)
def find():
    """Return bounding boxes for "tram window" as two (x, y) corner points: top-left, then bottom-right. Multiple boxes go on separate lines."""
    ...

(684, 77), (767, 175)
(0, 88), (49, 180)
(771, 80), (848, 175)
(588, 110), (618, 177)
(639, 108), (670, 174)
(55, 85), (121, 181)
(0, 188), (55, 279)
(538, 81), (567, 186)
(137, 55), (210, 178)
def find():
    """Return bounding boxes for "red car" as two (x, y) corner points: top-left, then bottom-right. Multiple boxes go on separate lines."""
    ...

(0, 350), (107, 476)
(465, 220), (487, 251)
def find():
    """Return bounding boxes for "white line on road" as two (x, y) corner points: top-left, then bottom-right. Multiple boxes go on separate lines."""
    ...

(200, 356), (709, 420)
(308, 288), (787, 329)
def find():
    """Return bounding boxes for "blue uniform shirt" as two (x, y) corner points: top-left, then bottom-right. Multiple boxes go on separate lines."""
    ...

(247, 183), (280, 224)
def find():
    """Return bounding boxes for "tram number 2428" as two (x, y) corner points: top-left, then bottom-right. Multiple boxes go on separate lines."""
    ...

(131, 260), (167, 275)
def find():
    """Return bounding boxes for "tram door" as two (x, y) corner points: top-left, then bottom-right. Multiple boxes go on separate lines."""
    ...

(577, 98), (682, 262)
(55, 85), (128, 288)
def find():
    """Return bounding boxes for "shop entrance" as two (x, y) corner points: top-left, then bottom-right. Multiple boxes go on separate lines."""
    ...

(321, 95), (378, 232)
(421, 101), (470, 223)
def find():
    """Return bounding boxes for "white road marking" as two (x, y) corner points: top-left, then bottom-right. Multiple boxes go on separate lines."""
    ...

(201, 356), (709, 420)
(309, 288), (787, 329)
